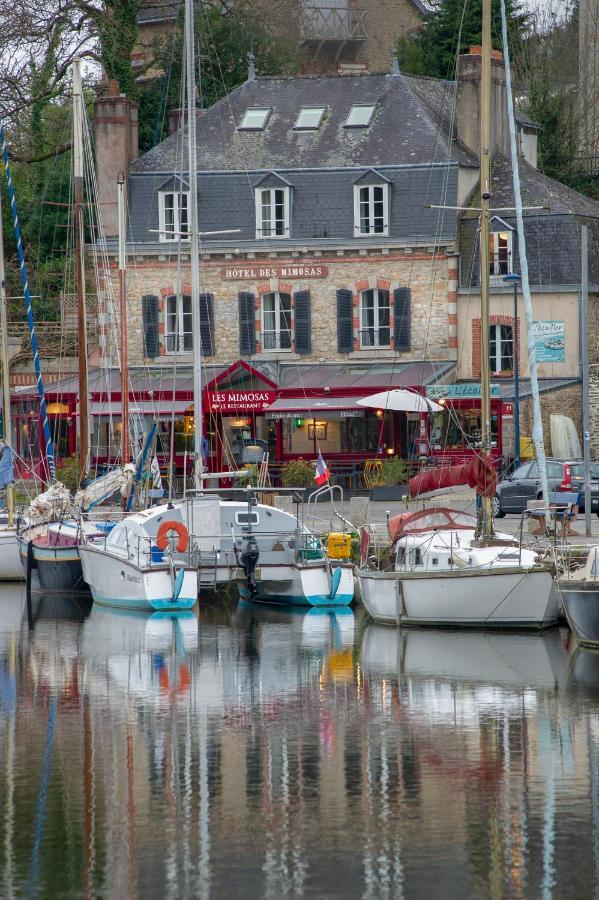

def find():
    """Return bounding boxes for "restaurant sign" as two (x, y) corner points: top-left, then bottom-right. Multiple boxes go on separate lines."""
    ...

(221, 264), (328, 281)
(206, 391), (276, 413)
(269, 410), (364, 420)
(426, 383), (501, 400)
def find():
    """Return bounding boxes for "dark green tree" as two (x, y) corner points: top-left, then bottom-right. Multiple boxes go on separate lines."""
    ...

(397, 0), (529, 80)
(137, 3), (298, 153)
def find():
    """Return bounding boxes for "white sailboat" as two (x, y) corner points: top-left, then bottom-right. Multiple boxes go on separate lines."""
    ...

(357, 0), (558, 628)
(79, 0), (353, 611)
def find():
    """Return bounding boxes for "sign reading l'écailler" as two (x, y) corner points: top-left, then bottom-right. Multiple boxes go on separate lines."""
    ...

(221, 264), (328, 281)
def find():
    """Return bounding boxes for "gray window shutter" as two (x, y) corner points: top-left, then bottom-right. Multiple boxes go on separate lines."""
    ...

(393, 287), (411, 351)
(142, 294), (160, 358)
(336, 289), (353, 354)
(199, 293), (214, 356)
(239, 292), (256, 355)
(294, 290), (311, 354)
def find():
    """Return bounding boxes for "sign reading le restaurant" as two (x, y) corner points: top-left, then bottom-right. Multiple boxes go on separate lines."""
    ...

(221, 263), (328, 281)
(206, 391), (276, 413)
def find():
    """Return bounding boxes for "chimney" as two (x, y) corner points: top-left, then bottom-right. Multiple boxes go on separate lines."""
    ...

(93, 81), (139, 238)
(456, 47), (510, 159)
(168, 107), (202, 135)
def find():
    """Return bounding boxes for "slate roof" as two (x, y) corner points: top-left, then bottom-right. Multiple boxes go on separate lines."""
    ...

(131, 73), (469, 174)
(489, 155), (599, 219)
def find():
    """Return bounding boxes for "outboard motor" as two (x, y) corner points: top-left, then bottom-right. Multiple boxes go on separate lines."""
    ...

(240, 537), (260, 596)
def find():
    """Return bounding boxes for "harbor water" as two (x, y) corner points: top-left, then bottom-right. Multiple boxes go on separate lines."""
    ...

(1, 584), (599, 898)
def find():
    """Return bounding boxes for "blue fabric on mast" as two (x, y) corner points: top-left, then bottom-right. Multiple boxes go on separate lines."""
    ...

(126, 422), (157, 512)
(0, 444), (14, 489)
(0, 125), (56, 479)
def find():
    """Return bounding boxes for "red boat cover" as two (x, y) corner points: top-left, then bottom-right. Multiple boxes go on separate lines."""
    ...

(408, 456), (498, 501)
(387, 507), (478, 543)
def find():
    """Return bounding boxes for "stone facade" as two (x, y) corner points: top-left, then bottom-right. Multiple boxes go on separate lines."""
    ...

(500, 384), (582, 459)
(104, 248), (453, 366)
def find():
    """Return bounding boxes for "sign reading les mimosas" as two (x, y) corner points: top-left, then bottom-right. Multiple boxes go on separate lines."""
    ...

(206, 391), (276, 413)
(221, 263), (328, 281)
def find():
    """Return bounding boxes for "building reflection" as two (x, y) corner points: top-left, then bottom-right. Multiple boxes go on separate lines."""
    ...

(2, 591), (599, 897)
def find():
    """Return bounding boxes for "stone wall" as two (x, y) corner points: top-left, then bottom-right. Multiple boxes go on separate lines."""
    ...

(105, 248), (454, 367)
(356, 0), (423, 73)
(502, 384), (583, 458)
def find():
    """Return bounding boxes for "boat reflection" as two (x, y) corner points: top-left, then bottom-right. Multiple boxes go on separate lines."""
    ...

(361, 624), (570, 688)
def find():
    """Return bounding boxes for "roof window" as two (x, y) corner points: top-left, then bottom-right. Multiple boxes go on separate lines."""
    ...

(239, 108), (272, 130)
(294, 107), (326, 130)
(345, 104), (376, 128)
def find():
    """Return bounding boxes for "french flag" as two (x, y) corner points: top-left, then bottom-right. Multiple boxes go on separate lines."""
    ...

(314, 452), (330, 486)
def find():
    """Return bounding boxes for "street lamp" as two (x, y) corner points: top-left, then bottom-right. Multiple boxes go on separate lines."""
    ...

(503, 272), (522, 468)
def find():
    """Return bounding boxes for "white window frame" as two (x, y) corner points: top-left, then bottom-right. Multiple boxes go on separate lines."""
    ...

(359, 288), (391, 349)
(165, 293), (193, 354)
(353, 184), (389, 236)
(490, 230), (512, 276)
(261, 291), (292, 351)
(255, 186), (290, 239)
(239, 107), (272, 130)
(489, 322), (514, 374)
(345, 104), (376, 127)
(235, 511), (260, 526)
(158, 191), (190, 242)
(294, 106), (326, 130)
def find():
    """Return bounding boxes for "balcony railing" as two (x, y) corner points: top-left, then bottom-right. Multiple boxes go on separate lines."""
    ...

(301, 6), (367, 41)
(261, 330), (293, 351)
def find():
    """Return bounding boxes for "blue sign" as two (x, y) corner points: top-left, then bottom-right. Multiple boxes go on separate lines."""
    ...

(532, 321), (565, 362)
(426, 384), (501, 400)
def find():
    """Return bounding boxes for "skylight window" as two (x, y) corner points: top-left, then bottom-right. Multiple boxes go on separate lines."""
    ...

(345, 104), (376, 128)
(294, 107), (326, 130)
(239, 108), (272, 130)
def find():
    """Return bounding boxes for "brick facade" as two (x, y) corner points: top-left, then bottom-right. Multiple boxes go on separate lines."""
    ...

(472, 314), (522, 379)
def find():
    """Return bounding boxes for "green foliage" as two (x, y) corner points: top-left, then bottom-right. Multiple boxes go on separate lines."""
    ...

(281, 458), (315, 488)
(380, 457), (409, 486)
(96, 0), (141, 100)
(55, 454), (81, 492)
(397, 0), (529, 80)
(137, 5), (298, 153)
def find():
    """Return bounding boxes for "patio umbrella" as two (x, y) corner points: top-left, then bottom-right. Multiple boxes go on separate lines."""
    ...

(357, 389), (443, 414)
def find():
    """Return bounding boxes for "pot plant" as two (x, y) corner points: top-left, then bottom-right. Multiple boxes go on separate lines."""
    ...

(281, 457), (318, 502)
(370, 456), (409, 502)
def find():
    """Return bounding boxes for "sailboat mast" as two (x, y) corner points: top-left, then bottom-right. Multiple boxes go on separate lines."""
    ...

(479, 0), (494, 539)
(72, 59), (89, 487)
(185, 0), (204, 491)
(0, 190), (14, 526)
(117, 173), (129, 465)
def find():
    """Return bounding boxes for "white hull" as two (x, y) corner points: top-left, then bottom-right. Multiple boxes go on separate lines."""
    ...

(358, 566), (559, 628)
(79, 544), (197, 612)
(0, 528), (23, 580)
(241, 563), (354, 607)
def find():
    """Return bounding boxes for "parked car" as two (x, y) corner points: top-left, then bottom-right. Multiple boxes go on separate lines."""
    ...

(492, 459), (599, 517)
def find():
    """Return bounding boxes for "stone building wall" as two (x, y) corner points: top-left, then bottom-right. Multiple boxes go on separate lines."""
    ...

(357, 0), (423, 72)
(104, 249), (454, 367)
(506, 384), (582, 458)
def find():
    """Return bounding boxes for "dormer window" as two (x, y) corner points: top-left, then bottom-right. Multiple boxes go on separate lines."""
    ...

(353, 183), (388, 236)
(345, 104), (376, 128)
(159, 191), (189, 242)
(294, 107), (326, 130)
(255, 186), (290, 238)
(489, 230), (512, 276)
(239, 107), (271, 130)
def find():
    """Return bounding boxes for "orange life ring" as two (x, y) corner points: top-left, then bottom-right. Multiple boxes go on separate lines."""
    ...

(156, 520), (189, 553)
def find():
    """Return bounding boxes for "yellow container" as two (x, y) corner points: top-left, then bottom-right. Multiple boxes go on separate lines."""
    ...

(520, 436), (535, 459)
(327, 532), (352, 560)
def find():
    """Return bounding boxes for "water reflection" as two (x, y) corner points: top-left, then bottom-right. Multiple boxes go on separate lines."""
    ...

(2, 589), (599, 897)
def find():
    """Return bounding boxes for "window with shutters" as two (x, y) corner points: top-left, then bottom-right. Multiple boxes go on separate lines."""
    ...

(353, 184), (388, 236)
(360, 289), (390, 348)
(158, 192), (190, 242)
(255, 187), (290, 238)
(261, 292), (292, 350)
(490, 323), (513, 374)
(165, 294), (192, 352)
